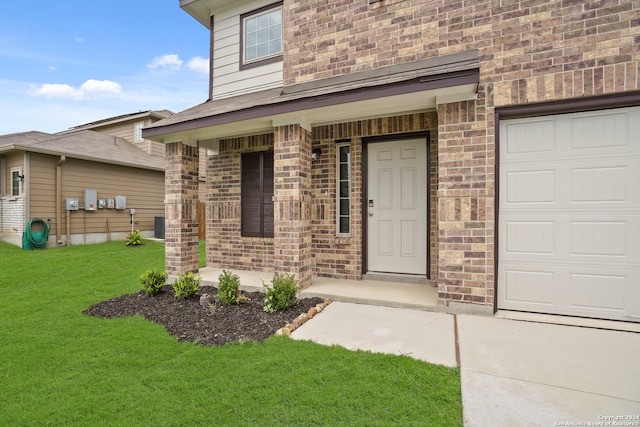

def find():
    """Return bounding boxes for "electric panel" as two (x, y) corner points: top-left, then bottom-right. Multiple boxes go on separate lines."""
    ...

(115, 196), (126, 210)
(107, 199), (115, 209)
(84, 189), (97, 211)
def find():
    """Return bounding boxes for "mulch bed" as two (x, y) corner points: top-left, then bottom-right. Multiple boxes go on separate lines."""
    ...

(83, 285), (324, 346)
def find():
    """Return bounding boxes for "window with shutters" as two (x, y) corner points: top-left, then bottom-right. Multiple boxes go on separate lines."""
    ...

(241, 151), (274, 237)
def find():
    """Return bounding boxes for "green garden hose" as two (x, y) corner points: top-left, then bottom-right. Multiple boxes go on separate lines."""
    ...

(26, 218), (49, 249)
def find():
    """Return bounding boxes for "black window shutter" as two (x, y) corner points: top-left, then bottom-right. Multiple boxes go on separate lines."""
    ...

(241, 151), (274, 237)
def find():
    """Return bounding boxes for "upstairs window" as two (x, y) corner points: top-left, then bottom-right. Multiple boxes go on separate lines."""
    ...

(134, 121), (144, 142)
(240, 2), (283, 69)
(241, 151), (274, 237)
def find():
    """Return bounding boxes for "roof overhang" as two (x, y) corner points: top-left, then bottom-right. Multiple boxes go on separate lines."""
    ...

(0, 144), (164, 172)
(143, 50), (480, 146)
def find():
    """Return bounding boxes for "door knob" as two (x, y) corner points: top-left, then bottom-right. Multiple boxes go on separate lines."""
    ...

(369, 212), (374, 217)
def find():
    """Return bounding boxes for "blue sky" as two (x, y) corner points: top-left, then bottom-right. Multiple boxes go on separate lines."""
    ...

(0, 1), (209, 135)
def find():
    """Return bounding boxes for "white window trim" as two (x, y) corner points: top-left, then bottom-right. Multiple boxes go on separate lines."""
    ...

(240, 2), (283, 69)
(10, 167), (22, 196)
(336, 142), (351, 236)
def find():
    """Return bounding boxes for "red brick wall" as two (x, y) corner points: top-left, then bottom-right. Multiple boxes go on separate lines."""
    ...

(205, 134), (275, 272)
(283, 0), (639, 308)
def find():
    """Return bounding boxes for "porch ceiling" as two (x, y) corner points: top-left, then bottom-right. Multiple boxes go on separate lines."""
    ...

(143, 51), (479, 146)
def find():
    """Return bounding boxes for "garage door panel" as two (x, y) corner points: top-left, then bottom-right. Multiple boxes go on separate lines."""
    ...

(571, 166), (627, 203)
(571, 221), (627, 257)
(505, 170), (555, 204)
(499, 106), (640, 322)
(503, 269), (555, 305)
(505, 119), (555, 154)
(500, 264), (640, 320)
(570, 273), (626, 311)
(571, 111), (629, 150)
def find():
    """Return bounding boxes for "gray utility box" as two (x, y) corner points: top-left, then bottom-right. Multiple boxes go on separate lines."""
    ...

(115, 196), (126, 210)
(65, 198), (79, 211)
(84, 189), (97, 211)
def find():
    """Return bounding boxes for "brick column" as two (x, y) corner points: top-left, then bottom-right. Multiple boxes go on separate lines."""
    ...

(273, 124), (313, 288)
(436, 93), (495, 313)
(165, 142), (199, 277)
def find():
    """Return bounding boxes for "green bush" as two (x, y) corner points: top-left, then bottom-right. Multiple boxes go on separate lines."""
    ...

(125, 229), (143, 246)
(172, 271), (201, 299)
(263, 272), (299, 313)
(217, 270), (241, 305)
(139, 270), (168, 297)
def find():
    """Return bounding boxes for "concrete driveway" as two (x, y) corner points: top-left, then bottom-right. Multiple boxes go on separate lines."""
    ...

(291, 302), (640, 426)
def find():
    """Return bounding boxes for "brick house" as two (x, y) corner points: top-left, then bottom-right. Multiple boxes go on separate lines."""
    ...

(144, 0), (640, 322)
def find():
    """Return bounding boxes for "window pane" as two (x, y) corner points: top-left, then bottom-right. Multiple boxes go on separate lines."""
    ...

(245, 48), (256, 61)
(339, 147), (349, 162)
(257, 28), (269, 43)
(339, 181), (349, 198)
(339, 217), (350, 234)
(257, 13), (269, 29)
(257, 42), (269, 58)
(245, 19), (256, 33)
(270, 11), (281, 25)
(340, 198), (350, 214)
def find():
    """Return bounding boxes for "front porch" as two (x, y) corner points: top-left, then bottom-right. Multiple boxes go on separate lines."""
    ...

(198, 267), (438, 311)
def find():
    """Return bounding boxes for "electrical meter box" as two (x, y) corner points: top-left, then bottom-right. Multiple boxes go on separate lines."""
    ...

(98, 199), (106, 209)
(107, 199), (115, 209)
(84, 189), (97, 211)
(115, 196), (126, 210)
(65, 198), (79, 211)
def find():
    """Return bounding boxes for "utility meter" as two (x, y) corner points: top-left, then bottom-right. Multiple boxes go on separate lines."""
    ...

(65, 198), (79, 211)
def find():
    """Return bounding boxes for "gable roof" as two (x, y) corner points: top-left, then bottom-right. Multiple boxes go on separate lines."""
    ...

(0, 130), (164, 171)
(59, 110), (174, 134)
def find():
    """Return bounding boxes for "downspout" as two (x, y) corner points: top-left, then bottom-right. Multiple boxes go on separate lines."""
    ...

(208, 14), (214, 101)
(56, 156), (66, 245)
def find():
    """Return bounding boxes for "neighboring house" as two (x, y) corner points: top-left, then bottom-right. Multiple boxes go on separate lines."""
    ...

(0, 130), (165, 247)
(144, 0), (640, 323)
(59, 110), (174, 158)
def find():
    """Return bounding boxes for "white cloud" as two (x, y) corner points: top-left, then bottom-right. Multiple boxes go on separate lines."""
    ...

(146, 54), (183, 72)
(187, 56), (209, 74)
(28, 79), (122, 100)
(48, 65), (57, 71)
(29, 83), (86, 100)
(80, 79), (122, 94)
(74, 36), (84, 43)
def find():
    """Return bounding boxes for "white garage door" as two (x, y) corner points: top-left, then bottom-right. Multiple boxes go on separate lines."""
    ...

(498, 106), (640, 322)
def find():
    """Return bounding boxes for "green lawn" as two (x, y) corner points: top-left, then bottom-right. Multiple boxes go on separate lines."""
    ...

(0, 240), (462, 426)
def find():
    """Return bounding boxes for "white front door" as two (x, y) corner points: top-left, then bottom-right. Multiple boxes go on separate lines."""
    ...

(367, 138), (427, 275)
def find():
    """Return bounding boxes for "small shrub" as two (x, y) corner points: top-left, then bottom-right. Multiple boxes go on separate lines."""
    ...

(263, 272), (299, 313)
(172, 271), (201, 299)
(217, 270), (242, 305)
(125, 229), (143, 246)
(139, 270), (168, 297)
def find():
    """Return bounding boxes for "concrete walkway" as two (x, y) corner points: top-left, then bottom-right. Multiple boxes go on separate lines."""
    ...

(292, 302), (640, 425)
(198, 267), (640, 424)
